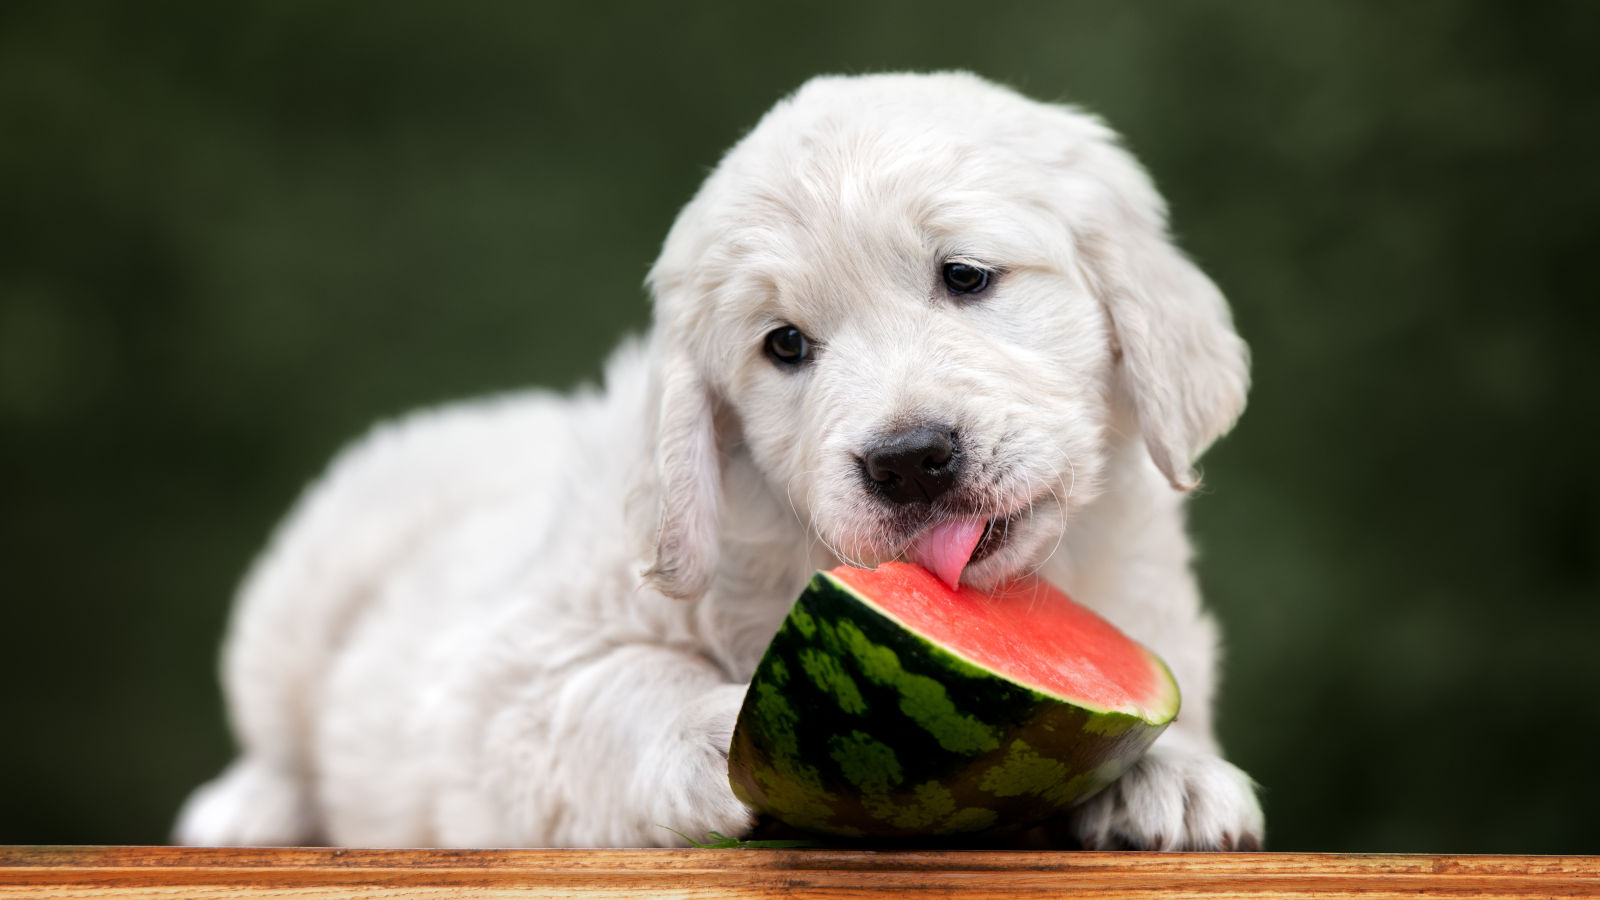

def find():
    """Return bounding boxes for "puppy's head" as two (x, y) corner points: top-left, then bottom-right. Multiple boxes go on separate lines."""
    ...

(644, 72), (1248, 598)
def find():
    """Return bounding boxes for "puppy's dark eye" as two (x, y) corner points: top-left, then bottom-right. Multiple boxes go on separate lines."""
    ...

(942, 262), (991, 295)
(764, 325), (812, 367)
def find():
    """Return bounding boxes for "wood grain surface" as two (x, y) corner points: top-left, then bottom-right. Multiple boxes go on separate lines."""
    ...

(2, 846), (1596, 898)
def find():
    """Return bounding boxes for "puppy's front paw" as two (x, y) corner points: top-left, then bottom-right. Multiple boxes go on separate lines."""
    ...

(652, 683), (755, 845)
(1068, 740), (1263, 851)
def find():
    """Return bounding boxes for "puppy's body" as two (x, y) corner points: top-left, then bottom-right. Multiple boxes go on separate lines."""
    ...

(178, 73), (1263, 850)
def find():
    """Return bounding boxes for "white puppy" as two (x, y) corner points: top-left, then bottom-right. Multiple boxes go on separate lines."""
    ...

(175, 71), (1263, 850)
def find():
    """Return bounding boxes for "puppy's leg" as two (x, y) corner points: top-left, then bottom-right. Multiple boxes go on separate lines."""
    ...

(1049, 474), (1264, 851)
(1057, 600), (1266, 852)
(444, 643), (752, 847)
(539, 645), (753, 847)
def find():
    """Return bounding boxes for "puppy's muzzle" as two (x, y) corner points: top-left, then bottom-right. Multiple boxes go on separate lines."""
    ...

(860, 424), (960, 504)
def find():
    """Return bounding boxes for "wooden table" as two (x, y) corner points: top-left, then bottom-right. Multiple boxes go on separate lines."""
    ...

(3, 846), (1596, 898)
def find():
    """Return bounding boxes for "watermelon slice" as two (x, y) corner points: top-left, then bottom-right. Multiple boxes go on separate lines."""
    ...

(726, 562), (1179, 838)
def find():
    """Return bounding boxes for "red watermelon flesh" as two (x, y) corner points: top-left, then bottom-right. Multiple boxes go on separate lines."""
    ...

(832, 562), (1174, 721)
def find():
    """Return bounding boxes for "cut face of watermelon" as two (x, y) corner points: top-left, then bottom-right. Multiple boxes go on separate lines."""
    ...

(833, 563), (1179, 721)
(727, 562), (1179, 838)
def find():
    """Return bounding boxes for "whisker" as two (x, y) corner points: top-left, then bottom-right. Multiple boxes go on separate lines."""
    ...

(1022, 440), (1076, 582)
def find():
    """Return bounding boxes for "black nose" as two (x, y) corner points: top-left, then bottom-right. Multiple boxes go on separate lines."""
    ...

(862, 425), (960, 504)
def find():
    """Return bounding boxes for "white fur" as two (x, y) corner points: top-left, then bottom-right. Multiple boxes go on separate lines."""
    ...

(174, 72), (1261, 850)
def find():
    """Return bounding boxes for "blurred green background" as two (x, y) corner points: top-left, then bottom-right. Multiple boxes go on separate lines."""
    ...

(2, 1), (1597, 851)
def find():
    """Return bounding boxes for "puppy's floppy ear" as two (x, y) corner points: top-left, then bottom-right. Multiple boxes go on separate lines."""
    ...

(642, 349), (722, 599)
(1066, 132), (1250, 491)
(1085, 226), (1249, 490)
(639, 181), (726, 599)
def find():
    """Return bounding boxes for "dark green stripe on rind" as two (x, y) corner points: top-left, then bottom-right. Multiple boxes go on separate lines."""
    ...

(727, 571), (1177, 838)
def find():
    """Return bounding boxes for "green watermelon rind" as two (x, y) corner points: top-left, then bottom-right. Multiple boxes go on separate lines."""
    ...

(726, 570), (1180, 838)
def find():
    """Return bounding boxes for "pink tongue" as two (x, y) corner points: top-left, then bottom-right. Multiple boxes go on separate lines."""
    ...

(907, 518), (987, 590)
